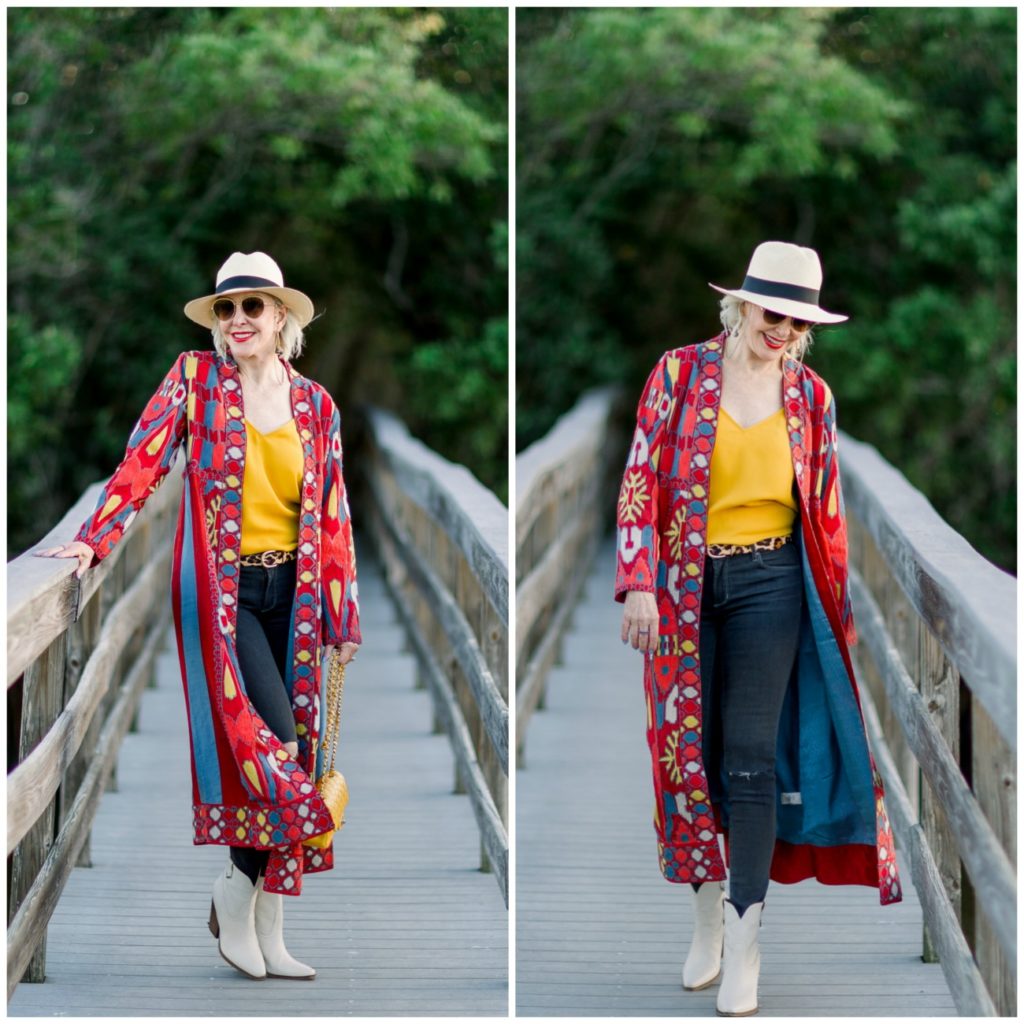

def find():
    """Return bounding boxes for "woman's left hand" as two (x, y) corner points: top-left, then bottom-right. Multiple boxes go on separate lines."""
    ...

(330, 642), (360, 666)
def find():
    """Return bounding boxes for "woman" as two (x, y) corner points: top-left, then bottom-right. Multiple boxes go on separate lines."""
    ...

(615, 242), (901, 1016)
(37, 251), (361, 981)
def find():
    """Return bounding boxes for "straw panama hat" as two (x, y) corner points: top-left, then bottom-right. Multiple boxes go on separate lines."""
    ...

(709, 241), (848, 324)
(183, 251), (316, 328)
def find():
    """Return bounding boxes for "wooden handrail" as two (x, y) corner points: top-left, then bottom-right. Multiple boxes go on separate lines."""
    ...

(840, 431), (1016, 1017)
(361, 407), (509, 904)
(515, 387), (622, 762)
(841, 434), (1015, 749)
(860, 678), (997, 1016)
(6, 455), (182, 994)
(7, 610), (170, 998)
(850, 571), (1015, 965)
(7, 548), (171, 854)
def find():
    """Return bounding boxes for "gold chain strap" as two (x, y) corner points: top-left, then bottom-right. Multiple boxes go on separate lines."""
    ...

(320, 652), (346, 776)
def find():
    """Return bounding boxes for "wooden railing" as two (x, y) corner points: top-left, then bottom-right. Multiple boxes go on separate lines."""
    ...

(6, 456), (181, 996)
(515, 387), (622, 764)
(361, 408), (509, 904)
(840, 432), (1015, 1017)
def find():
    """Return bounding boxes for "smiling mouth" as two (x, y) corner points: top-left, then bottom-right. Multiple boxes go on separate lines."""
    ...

(231, 332), (256, 342)
(763, 333), (785, 348)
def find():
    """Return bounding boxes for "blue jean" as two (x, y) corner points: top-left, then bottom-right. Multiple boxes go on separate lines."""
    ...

(229, 561), (298, 884)
(698, 540), (803, 909)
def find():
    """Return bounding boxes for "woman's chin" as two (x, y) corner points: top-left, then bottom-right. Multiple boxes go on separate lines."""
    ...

(228, 341), (267, 360)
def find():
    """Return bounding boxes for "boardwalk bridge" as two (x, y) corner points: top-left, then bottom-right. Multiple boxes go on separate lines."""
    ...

(7, 409), (508, 1016)
(516, 388), (1015, 1017)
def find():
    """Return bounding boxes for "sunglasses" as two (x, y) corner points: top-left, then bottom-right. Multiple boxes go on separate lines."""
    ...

(212, 295), (273, 321)
(760, 307), (813, 334)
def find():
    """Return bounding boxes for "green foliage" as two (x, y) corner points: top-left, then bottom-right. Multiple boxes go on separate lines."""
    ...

(405, 314), (509, 504)
(7, 316), (83, 523)
(402, 215), (508, 502)
(8, 7), (508, 555)
(518, 7), (1015, 572)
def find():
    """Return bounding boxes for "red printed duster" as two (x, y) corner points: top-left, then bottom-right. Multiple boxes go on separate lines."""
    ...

(75, 350), (361, 895)
(615, 335), (901, 905)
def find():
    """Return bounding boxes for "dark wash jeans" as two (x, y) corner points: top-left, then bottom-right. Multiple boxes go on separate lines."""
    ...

(698, 539), (803, 910)
(229, 560), (298, 885)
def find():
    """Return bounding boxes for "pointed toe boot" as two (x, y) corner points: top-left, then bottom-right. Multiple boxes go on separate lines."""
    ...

(209, 862), (267, 979)
(682, 882), (725, 990)
(716, 899), (763, 1016)
(254, 882), (316, 980)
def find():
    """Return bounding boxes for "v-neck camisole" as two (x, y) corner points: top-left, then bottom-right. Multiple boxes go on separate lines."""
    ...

(707, 408), (797, 545)
(239, 418), (303, 555)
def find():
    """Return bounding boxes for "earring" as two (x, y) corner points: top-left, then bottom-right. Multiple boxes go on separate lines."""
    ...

(726, 320), (743, 355)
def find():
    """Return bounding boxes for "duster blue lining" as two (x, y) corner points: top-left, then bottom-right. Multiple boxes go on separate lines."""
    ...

(180, 487), (222, 804)
(772, 527), (875, 846)
(712, 527), (876, 847)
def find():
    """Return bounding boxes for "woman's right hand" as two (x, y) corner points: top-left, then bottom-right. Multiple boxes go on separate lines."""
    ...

(622, 590), (659, 653)
(35, 541), (96, 579)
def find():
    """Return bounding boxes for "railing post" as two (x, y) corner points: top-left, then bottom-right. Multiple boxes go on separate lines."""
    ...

(59, 586), (103, 869)
(969, 694), (1017, 1014)
(8, 635), (68, 983)
(918, 628), (961, 963)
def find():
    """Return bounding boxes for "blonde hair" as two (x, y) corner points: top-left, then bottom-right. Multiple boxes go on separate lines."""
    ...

(718, 294), (813, 362)
(210, 294), (307, 361)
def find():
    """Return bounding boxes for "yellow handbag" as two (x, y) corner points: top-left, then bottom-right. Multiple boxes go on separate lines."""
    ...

(304, 653), (348, 849)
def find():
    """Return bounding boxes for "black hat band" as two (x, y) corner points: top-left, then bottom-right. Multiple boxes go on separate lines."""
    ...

(216, 275), (281, 294)
(742, 275), (820, 306)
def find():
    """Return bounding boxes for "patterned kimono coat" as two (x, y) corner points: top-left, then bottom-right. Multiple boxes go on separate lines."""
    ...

(75, 350), (361, 896)
(615, 335), (901, 905)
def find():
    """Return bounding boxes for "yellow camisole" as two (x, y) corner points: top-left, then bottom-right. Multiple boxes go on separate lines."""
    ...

(707, 408), (797, 545)
(239, 419), (303, 555)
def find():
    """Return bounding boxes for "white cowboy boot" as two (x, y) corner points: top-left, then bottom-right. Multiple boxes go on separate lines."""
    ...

(716, 900), (763, 1016)
(254, 880), (316, 980)
(682, 882), (725, 990)
(209, 861), (267, 979)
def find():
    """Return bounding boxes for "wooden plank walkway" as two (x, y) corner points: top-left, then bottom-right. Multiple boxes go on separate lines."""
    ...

(516, 539), (956, 1017)
(9, 548), (507, 1017)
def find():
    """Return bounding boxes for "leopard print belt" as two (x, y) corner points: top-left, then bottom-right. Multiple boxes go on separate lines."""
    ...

(239, 549), (298, 568)
(706, 534), (793, 559)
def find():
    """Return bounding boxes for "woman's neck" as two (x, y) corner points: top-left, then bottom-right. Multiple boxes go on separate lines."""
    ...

(236, 351), (286, 389)
(723, 332), (785, 378)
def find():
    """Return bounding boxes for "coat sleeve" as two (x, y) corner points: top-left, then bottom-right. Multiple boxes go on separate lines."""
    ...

(614, 352), (676, 602)
(319, 398), (361, 646)
(74, 352), (189, 563)
(818, 389), (857, 647)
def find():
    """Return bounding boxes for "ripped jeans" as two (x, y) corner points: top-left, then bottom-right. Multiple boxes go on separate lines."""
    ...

(698, 539), (803, 910)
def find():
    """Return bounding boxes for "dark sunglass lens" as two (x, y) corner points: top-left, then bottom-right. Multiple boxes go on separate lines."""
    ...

(762, 309), (784, 325)
(793, 319), (811, 333)
(241, 297), (265, 317)
(213, 299), (235, 321)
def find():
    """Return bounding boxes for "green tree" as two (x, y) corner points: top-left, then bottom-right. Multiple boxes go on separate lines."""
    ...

(8, 7), (508, 555)
(813, 8), (1016, 572)
(517, 7), (1015, 571)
